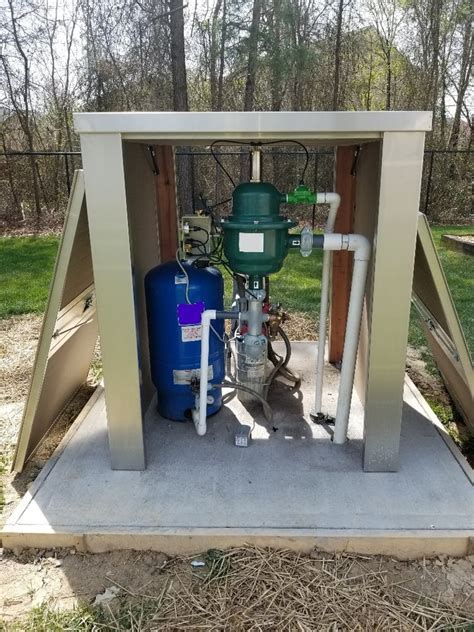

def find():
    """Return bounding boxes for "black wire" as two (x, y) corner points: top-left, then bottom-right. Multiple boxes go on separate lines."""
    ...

(190, 226), (209, 244)
(210, 139), (310, 187)
(210, 197), (232, 209)
(259, 140), (310, 184)
(210, 141), (236, 187)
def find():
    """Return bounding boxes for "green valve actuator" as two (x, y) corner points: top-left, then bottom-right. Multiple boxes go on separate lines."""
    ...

(222, 182), (316, 282)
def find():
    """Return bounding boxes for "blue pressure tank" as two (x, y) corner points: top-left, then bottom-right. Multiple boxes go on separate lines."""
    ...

(145, 260), (225, 421)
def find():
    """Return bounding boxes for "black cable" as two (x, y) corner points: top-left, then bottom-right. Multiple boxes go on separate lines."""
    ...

(210, 141), (236, 187)
(209, 197), (232, 209)
(259, 140), (310, 184)
(267, 327), (301, 393)
(190, 226), (209, 244)
(210, 139), (310, 190)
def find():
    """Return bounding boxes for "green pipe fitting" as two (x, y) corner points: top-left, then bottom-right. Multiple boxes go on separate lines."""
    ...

(285, 184), (317, 205)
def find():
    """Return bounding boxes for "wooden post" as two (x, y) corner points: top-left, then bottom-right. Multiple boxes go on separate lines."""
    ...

(154, 145), (179, 263)
(328, 146), (357, 364)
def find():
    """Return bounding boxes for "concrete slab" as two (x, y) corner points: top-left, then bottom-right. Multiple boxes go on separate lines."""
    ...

(3, 344), (473, 558)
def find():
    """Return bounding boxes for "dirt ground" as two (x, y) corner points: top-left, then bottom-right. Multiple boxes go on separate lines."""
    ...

(1, 548), (473, 628)
(1, 314), (473, 629)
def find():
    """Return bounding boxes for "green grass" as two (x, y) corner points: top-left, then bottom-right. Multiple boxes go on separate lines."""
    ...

(3, 603), (106, 631)
(0, 236), (59, 319)
(407, 225), (474, 359)
(223, 249), (324, 313)
(0, 227), (472, 357)
(271, 250), (324, 314)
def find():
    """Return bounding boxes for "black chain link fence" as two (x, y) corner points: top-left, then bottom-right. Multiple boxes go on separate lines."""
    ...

(0, 147), (472, 231)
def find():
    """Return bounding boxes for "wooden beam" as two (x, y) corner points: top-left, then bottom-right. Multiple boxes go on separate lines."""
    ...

(154, 145), (179, 263)
(328, 146), (357, 364)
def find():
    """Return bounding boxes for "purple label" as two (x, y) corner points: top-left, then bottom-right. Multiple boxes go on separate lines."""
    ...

(177, 302), (205, 326)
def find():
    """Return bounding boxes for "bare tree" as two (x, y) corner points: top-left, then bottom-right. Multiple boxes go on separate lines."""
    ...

(366, 0), (407, 109)
(448, 8), (472, 150)
(1, 0), (42, 220)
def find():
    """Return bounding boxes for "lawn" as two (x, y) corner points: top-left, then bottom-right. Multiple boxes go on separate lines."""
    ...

(0, 236), (59, 318)
(0, 226), (472, 356)
(408, 225), (474, 357)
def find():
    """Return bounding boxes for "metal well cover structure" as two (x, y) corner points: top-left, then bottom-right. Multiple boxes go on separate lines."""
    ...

(39, 111), (436, 472)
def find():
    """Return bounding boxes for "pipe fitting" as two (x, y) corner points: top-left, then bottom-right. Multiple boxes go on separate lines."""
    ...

(316, 191), (341, 208)
(322, 233), (371, 261)
(347, 234), (371, 261)
(316, 192), (341, 235)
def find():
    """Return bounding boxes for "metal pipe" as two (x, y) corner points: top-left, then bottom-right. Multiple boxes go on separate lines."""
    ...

(246, 299), (263, 336)
(317, 233), (371, 443)
(250, 148), (262, 182)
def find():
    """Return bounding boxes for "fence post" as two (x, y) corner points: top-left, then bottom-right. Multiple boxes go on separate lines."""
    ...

(64, 154), (71, 194)
(423, 150), (434, 216)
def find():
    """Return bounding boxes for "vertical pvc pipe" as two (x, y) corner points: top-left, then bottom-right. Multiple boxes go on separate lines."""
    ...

(333, 235), (370, 444)
(313, 193), (341, 414)
(314, 248), (331, 412)
(195, 309), (216, 436)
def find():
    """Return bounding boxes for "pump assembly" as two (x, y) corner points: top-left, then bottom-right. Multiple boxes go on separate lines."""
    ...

(145, 144), (370, 446)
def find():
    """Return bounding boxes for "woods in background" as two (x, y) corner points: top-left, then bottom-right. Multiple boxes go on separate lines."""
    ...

(0, 0), (472, 227)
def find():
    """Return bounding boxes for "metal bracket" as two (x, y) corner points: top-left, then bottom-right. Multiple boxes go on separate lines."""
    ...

(350, 146), (361, 176)
(147, 145), (159, 175)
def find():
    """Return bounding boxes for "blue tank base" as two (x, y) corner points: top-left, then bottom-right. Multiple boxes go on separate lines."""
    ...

(156, 389), (223, 422)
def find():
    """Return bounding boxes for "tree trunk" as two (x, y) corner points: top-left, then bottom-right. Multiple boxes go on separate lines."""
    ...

(240, 0), (263, 181)
(1, 132), (23, 222)
(428, 0), (441, 120)
(448, 17), (472, 150)
(217, 0), (227, 109)
(332, 0), (344, 110)
(271, 0), (283, 184)
(210, 0), (223, 110)
(385, 43), (392, 110)
(169, 0), (195, 213)
(214, 0), (228, 205)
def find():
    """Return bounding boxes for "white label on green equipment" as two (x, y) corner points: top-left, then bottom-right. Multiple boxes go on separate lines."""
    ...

(173, 365), (213, 385)
(181, 325), (202, 342)
(239, 232), (264, 253)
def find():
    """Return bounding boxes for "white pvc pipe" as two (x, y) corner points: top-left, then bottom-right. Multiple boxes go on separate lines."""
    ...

(195, 309), (216, 436)
(320, 233), (371, 444)
(316, 192), (341, 233)
(313, 193), (341, 413)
